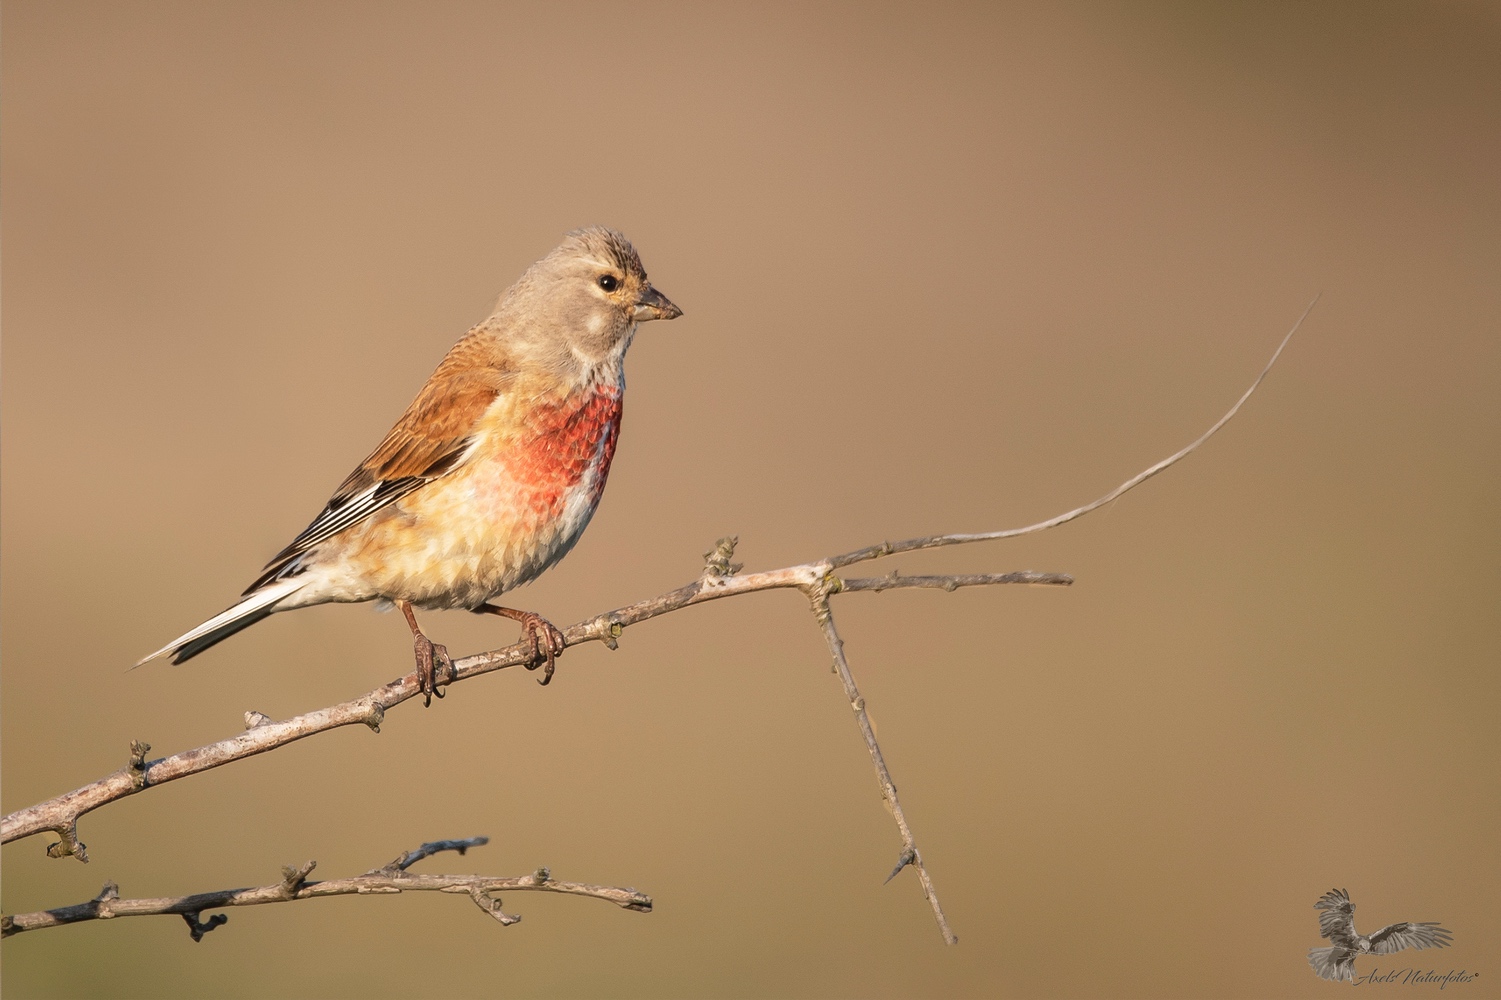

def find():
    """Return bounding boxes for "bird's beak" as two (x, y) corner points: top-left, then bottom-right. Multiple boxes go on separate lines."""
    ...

(632, 285), (683, 322)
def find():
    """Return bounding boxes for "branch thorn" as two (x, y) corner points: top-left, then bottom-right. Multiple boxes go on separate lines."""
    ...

(885, 848), (916, 884)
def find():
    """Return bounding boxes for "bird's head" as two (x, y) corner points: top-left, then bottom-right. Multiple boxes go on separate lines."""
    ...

(491, 226), (682, 376)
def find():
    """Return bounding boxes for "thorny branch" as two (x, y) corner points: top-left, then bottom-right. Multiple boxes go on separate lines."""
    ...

(0, 837), (651, 939)
(810, 583), (958, 944)
(0, 571), (1073, 866)
(0, 302), (1314, 945)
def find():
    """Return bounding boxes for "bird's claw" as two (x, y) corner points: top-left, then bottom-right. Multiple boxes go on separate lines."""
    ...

(518, 613), (566, 685)
(470, 603), (566, 685)
(413, 633), (452, 707)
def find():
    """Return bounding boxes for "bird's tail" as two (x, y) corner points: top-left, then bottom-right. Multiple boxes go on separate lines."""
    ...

(134, 578), (308, 667)
(1307, 947), (1352, 983)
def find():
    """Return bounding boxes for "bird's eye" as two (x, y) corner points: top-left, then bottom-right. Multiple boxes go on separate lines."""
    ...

(598, 274), (619, 292)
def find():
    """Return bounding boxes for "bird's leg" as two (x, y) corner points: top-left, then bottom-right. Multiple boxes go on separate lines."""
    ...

(397, 600), (450, 707)
(471, 603), (566, 685)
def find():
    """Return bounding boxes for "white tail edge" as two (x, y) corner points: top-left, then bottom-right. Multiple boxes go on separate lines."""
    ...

(133, 578), (307, 667)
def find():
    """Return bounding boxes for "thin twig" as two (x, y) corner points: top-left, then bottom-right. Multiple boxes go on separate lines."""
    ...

(827, 295), (1318, 569)
(0, 836), (649, 939)
(379, 836), (489, 873)
(838, 571), (1073, 593)
(810, 585), (957, 944)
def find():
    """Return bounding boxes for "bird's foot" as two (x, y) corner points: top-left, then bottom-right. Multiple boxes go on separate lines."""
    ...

(398, 599), (451, 707)
(412, 632), (452, 707)
(518, 612), (566, 685)
(473, 604), (566, 685)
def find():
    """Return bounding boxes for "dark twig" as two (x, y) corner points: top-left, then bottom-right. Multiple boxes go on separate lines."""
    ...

(1, 837), (648, 939)
(180, 910), (228, 942)
(375, 836), (489, 873)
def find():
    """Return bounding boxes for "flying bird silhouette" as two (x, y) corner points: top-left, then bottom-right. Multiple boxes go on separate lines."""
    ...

(1308, 888), (1453, 982)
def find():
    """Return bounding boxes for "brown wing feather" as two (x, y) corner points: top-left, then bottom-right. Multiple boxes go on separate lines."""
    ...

(245, 339), (513, 592)
(334, 370), (505, 497)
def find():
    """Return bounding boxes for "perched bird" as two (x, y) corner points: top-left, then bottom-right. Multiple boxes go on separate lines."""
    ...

(1308, 888), (1453, 982)
(137, 226), (682, 702)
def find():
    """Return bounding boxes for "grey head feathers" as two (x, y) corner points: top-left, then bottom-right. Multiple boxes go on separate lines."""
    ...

(483, 226), (678, 375)
(560, 225), (647, 281)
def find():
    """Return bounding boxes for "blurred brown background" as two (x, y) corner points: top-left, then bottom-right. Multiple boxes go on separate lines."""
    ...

(3, 2), (1498, 997)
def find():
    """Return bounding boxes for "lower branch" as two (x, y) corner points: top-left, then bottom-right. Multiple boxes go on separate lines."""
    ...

(1, 837), (650, 939)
